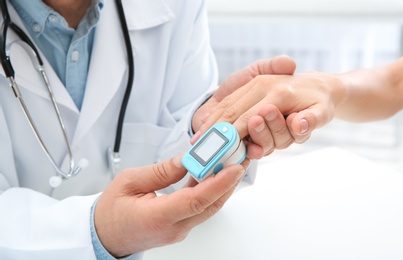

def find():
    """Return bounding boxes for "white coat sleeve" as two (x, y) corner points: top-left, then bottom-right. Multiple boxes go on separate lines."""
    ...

(0, 107), (99, 260)
(0, 188), (99, 260)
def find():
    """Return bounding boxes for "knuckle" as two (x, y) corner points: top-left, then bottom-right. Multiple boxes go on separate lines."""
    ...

(276, 138), (294, 149)
(264, 147), (275, 156)
(216, 98), (231, 111)
(256, 136), (274, 154)
(239, 111), (253, 125)
(272, 122), (290, 136)
(271, 126), (295, 149)
(189, 196), (211, 215)
(152, 163), (170, 183)
(265, 83), (294, 103)
(211, 199), (226, 212)
(221, 105), (238, 121)
(195, 199), (225, 220)
(275, 137), (294, 150)
(275, 86), (294, 101)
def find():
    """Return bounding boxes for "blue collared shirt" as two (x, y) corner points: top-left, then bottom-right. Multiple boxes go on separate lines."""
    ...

(10, 0), (103, 110)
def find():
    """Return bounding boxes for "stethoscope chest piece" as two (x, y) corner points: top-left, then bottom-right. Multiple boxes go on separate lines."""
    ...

(107, 146), (121, 177)
(48, 158), (89, 188)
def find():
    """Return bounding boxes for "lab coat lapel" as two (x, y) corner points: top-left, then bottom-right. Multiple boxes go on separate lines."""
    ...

(122, 0), (176, 30)
(0, 5), (78, 113)
(72, 0), (174, 146)
(10, 52), (78, 113)
(72, 1), (125, 146)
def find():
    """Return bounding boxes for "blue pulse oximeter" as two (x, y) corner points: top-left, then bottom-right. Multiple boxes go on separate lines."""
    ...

(182, 122), (247, 182)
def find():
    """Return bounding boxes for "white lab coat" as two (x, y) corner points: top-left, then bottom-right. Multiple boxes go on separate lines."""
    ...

(0, 0), (218, 259)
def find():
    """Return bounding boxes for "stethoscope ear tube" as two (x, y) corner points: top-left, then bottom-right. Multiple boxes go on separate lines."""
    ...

(0, 0), (43, 78)
(0, 0), (13, 78)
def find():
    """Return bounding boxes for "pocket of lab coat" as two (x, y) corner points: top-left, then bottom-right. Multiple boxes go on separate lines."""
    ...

(119, 122), (171, 168)
(0, 174), (10, 194)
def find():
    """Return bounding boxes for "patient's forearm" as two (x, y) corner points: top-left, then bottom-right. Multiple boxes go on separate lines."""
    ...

(335, 57), (403, 122)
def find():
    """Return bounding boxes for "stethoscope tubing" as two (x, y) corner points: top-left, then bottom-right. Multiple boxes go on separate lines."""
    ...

(0, 0), (134, 183)
(114, 0), (135, 154)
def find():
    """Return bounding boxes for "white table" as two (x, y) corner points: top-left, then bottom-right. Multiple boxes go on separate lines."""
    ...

(144, 147), (403, 260)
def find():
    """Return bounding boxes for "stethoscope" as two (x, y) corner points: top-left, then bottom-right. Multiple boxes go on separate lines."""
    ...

(0, 0), (134, 188)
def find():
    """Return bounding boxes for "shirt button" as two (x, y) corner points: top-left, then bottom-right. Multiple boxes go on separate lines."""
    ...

(32, 23), (41, 33)
(48, 15), (58, 23)
(71, 50), (80, 62)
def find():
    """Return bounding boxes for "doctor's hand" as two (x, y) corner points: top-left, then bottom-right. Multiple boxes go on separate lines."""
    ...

(193, 55), (300, 159)
(94, 154), (250, 257)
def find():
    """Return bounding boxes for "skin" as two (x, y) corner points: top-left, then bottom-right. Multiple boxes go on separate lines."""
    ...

(95, 154), (250, 256)
(41, 1), (300, 257)
(203, 56), (403, 147)
(94, 56), (297, 257)
(193, 56), (299, 159)
(97, 55), (403, 257)
(46, 0), (299, 160)
(97, 56), (403, 257)
(47, 1), (403, 256)
(43, 0), (92, 29)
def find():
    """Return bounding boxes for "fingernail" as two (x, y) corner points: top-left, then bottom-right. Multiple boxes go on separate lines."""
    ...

(265, 110), (276, 121)
(191, 131), (201, 144)
(299, 119), (309, 134)
(255, 122), (265, 133)
(201, 113), (210, 123)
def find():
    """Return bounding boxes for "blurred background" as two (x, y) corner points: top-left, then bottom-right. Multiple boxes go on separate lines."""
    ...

(206, 0), (403, 170)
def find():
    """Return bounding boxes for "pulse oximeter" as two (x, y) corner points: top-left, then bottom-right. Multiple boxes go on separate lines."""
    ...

(182, 122), (247, 182)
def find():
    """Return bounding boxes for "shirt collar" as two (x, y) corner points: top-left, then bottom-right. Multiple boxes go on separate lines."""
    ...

(10, 0), (56, 37)
(10, 0), (104, 37)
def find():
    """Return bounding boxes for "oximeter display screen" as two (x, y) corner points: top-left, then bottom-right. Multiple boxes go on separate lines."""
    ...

(190, 129), (228, 166)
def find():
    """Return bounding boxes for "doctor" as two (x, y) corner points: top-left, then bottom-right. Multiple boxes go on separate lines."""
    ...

(0, 0), (296, 259)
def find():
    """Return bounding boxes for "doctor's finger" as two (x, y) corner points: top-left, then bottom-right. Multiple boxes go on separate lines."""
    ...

(178, 159), (250, 229)
(122, 154), (188, 194)
(176, 174), (243, 230)
(157, 162), (248, 222)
